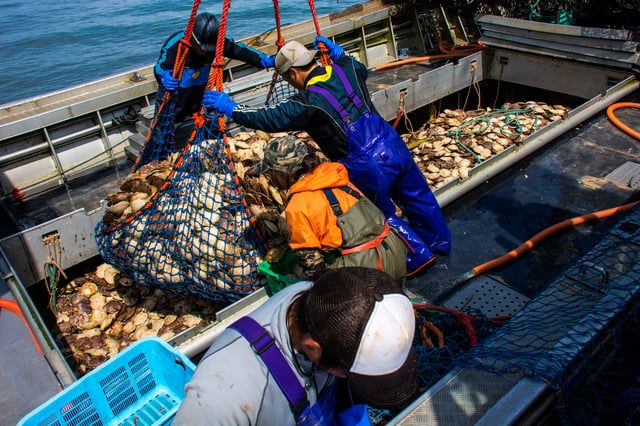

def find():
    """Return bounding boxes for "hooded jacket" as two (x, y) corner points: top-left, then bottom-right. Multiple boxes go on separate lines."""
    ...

(286, 162), (407, 283)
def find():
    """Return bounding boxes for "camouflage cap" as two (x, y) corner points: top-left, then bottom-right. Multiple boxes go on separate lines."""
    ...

(254, 135), (310, 175)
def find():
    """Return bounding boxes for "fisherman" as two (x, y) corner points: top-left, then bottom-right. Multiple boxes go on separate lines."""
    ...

(172, 266), (422, 425)
(202, 37), (451, 277)
(254, 135), (408, 285)
(154, 12), (275, 147)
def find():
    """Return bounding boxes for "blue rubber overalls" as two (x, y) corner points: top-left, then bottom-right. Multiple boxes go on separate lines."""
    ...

(307, 65), (451, 272)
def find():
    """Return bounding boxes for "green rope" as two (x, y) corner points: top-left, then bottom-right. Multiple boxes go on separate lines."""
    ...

(44, 260), (66, 314)
(428, 106), (541, 164)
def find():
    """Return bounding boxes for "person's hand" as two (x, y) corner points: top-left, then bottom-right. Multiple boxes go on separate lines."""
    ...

(203, 90), (238, 117)
(260, 54), (276, 69)
(314, 36), (344, 61)
(161, 70), (179, 92)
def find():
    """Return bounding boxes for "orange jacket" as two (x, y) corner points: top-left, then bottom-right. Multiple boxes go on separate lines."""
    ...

(286, 162), (362, 251)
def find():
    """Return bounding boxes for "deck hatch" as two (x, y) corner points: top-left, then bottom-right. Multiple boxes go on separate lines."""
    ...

(442, 276), (529, 318)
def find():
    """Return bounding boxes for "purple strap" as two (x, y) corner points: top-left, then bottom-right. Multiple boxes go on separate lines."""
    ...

(307, 85), (350, 132)
(229, 316), (309, 419)
(331, 65), (365, 111)
(307, 64), (366, 130)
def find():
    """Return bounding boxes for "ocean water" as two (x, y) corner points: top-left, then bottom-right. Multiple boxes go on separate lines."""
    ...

(0, 0), (364, 106)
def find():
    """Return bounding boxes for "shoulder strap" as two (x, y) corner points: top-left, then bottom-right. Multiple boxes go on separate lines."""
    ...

(229, 316), (309, 420)
(307, 64), (366, 129)
(322, 188), (343, 217)
(338, 185), (362, 200)
(322, 186), (362, 218)
(331, 65), (365, 111)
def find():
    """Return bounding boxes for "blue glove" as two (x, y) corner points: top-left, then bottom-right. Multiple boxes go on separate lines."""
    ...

(260, 54), (276, 69)
(203, 90), (238, 117)
(161, 70), (178, 92)
(314, 36), (344, 61)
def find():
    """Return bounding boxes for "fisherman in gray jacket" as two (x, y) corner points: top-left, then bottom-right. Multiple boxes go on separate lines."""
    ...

(172, 267), (421, 425)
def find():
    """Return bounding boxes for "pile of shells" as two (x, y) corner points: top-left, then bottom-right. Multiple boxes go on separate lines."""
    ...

(102, 152), (181, 227)
(228, 129), (327, 264)
(404, 101), (569, 189)
(54, 263), (225, 376)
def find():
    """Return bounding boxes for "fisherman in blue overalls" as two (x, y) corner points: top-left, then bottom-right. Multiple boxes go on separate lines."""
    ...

(202, 38), (451, 277)
(154, 12), (275, 148)
(172, 267), (421, 425)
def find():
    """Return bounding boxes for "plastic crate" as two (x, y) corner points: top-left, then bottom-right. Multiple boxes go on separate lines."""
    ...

(18, 336), (195, 426)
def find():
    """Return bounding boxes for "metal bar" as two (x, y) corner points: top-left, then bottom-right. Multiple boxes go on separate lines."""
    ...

(388, 16), (399, 61)
(458, 15), (469, 43)
(173, 288), (269, 358)
(439, 5), (455, 45)
(475, 377), (554, 426)
(95, 110), (116, 164)
(42, 127), (67, 185)
(361, 26), (370, 67)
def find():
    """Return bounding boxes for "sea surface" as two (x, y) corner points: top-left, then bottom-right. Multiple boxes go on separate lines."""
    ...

(0, 0), (364, 106)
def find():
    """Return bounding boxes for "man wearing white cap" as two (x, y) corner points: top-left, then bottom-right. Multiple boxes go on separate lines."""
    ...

(173, 267), (421, 425)
(202, 37), (451, 279)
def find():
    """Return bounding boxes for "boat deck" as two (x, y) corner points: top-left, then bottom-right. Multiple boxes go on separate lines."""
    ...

(408, 89), (640, 303)
(0, 260), (63, 425)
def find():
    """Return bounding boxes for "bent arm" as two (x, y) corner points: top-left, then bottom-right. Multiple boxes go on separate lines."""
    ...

(223, 37), (265, 68)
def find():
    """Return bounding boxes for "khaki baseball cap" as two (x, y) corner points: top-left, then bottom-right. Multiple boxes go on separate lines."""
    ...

(275, 40), (319, 74)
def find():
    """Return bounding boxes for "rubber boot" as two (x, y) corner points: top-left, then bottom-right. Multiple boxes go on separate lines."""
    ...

(387, 215), (435, 277)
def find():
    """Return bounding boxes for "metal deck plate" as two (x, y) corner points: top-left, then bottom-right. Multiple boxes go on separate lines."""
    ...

(605, 161), (640, 189)
(392, 369), (525, 425)
(442, 275), (529, 318)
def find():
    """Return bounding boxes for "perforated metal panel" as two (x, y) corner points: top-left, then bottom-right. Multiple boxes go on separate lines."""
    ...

(442, 276), (529, 318)
(605, 161), (640, 189)
(391, 369), (525, 425)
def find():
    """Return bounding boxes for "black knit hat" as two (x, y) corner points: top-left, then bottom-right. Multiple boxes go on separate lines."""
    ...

(303, 267), (420, 410)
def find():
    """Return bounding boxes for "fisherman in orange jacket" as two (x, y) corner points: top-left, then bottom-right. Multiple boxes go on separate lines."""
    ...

(253, 135), (407, 285)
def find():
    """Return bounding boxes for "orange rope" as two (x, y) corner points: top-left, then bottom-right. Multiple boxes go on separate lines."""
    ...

(471, 201), (639, 276)
(414, 304), (478, 346)
(0, 299), (43, 353)
(607, 102), (640, 141)
(202, 0), (231, 133)
(419, 321), (445, 348)
(133, 1), (201, 170)
(307, 0), (331, 66)
(265, 0), (287, 105)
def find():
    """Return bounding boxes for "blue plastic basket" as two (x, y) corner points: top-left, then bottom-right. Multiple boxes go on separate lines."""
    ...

(18, 337), (195, 426)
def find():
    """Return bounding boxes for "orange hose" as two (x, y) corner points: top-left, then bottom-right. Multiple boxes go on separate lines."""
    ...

(607, 102), (640, 141)
(0, 298), (43, 353)
(471, 201), (639, 276)
(374, 49), (483, 71)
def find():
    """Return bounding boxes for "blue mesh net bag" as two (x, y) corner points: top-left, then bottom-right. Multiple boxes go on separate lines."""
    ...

(135, 94), (178, 169)
(95, 105), (268, 302)
(265, 73), (297, 107)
